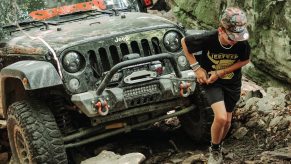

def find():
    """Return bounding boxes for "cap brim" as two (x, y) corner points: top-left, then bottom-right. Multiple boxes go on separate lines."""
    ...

(228, 28), (249, 41)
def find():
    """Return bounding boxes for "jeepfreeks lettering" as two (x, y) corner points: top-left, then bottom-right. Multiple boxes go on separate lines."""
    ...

(209, 53), (238, 60)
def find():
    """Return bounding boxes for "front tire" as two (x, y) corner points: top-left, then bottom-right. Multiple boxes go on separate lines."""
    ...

(179, 86), (214, 143)
(7, 100), (67, 164)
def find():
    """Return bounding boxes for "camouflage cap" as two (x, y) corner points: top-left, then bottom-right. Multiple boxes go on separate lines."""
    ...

(220, 7), (249, 41)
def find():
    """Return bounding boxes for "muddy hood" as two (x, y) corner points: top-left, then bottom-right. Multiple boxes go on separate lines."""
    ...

(1, 12), (177, 55)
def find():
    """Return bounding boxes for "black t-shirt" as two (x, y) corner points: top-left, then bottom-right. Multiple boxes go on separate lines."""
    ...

(185, 30), (251, 86)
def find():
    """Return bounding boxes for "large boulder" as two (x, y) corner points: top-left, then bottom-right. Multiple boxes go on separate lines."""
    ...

(171, 0), (291, 85)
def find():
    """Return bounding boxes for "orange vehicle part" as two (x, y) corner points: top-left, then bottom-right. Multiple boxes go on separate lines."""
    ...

(143, 0), (152, 6)
(29, 0), (106, 20)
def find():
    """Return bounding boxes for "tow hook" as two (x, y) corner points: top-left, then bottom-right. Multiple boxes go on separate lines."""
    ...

(95, 98), (109, 116)
(180, 81), (191, 97)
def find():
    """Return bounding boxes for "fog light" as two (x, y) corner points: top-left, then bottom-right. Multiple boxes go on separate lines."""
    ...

(178, 55), (187, 67)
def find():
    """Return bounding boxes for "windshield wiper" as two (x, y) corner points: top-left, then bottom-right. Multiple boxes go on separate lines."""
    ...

(59, 9), (113, 17)
(2, 20), (59, 30)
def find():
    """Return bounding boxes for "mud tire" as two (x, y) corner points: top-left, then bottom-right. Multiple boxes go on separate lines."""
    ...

(7, 100), (67, 164)
(179, 86), (214, 143)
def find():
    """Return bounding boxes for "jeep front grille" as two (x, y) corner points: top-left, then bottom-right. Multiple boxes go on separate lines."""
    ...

(96, 37), (162, 72)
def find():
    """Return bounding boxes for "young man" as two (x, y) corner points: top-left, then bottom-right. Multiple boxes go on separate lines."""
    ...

(181, 7), (251, 164)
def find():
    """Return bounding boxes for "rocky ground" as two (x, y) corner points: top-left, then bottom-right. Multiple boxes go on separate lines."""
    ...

(78, 77), (291, 164)
(0, 77), (290, 164)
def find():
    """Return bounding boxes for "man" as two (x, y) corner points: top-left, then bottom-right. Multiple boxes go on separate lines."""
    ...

(181, 7), (251, 164)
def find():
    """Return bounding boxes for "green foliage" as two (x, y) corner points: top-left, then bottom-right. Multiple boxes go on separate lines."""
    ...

(0, 1), (16, 24)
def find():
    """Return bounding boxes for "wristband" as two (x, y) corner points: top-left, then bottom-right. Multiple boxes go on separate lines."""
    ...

(192, 65), (201, 72)
(190, 62), (199, 69)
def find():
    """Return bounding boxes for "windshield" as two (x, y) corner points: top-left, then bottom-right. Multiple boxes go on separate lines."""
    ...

(16, 0), (131, 21)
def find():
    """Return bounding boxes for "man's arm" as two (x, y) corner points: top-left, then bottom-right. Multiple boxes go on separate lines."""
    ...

(181, 37), (197, 65)
(223, 59), (250, 75)
(181, 37), (208, 84)
(207, 59), (250, 84)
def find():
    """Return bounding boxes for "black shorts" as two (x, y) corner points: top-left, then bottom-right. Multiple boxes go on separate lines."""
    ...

(202, 84), (241, 112)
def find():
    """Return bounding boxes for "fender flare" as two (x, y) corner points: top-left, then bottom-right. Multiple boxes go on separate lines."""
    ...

(0, 60), (63, 90)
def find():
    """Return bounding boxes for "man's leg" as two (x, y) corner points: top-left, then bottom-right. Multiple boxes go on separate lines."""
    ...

(208, 101), (227, 164)
(210, 101), (228, 145)
(221, 112), (232, 142)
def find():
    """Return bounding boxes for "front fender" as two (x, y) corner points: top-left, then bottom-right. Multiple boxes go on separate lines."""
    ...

(0, 60), (63, 90)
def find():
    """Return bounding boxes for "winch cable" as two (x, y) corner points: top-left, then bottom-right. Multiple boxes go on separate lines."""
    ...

(150, 76), (197, 82)
(10, 1), (63, 79)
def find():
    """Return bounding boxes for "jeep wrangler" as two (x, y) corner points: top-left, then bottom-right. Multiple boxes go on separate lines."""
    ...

(0, 0), (212, 163)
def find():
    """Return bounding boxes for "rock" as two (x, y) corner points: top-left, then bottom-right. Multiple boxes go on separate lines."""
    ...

(267, 115), (290, 133)
(257, 119), (267, 129)
(169, 158), (183, 163)
(244, 97), (260, 111)
(224, 152), (236, 160)
(245, 117), (266, 129)
(244, 90), (264, 101)
(269, 116), (284, 128)
(232, 127), (249, 140)
(257, 96), (275, 114)
(181, 153), (206, 164)
(81, 150), (145, 164)
(117, 153), (146, 164)
(244, 161), (258, 164)
(245, 119), (257, 128)
(266, 87), (285, 98)
(260, 146), (291, 161)
(239, 97), (260, 118)
(241, 76), (266, 96)
(285, 93), (291, 105)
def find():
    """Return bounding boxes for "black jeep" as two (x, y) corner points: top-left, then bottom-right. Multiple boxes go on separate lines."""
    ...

(0, 0), (212, 163)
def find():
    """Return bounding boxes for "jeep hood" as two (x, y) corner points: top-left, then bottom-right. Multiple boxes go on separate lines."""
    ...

(1, 12), (177, 55)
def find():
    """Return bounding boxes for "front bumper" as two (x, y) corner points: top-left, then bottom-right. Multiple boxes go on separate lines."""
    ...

(71, 53), (197, 117)
(71, 69), (196, 117)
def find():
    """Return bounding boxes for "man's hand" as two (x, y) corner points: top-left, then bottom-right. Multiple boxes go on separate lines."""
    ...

(207, 71), (219, 84)
(206, 70), (225, 84)
(194, 68), (209, 84)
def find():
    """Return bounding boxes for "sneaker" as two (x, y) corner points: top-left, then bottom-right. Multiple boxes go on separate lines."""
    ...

(208, 147), (223, 164)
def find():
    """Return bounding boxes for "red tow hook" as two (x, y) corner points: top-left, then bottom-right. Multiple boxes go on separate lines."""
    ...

(180, 81), (191, 97)
(95, 98), (109, 116)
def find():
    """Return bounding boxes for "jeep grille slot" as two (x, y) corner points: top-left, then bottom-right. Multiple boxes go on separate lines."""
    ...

(96, 37), (161, 72)
(120, 43), (129, 56)
(109, 45), (120, 65)
(141, 39), (151, 56)
(99, 48), (111, 72)
(131, 41), (140, 55)
(89, 50), (101, 78)
(152, 37), (162, 54)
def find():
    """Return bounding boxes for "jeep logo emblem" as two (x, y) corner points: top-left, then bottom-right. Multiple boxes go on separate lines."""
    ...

(114, 36), (130, 42)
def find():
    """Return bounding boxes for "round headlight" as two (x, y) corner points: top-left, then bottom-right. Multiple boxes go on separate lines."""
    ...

(163, 31), (182, 52)
(62, 51), (85, 73)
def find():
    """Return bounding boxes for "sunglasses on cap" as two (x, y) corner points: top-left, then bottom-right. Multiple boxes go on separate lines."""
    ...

(224, 30), (236, 42)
